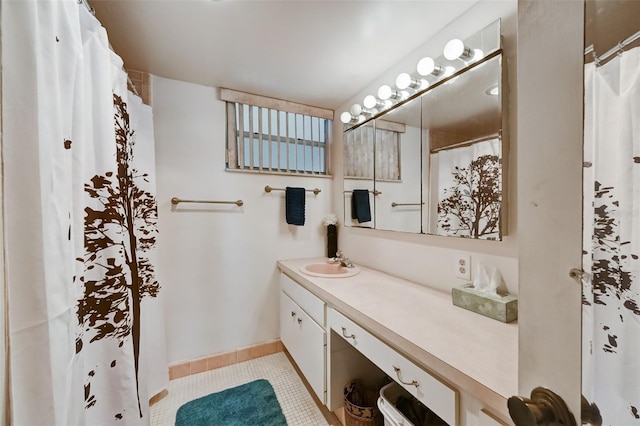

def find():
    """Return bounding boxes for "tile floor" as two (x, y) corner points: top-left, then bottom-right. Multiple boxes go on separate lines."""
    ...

(150, 352), (334, 426)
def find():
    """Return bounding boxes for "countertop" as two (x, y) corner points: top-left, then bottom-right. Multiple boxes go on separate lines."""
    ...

(277, 257), (518, 420)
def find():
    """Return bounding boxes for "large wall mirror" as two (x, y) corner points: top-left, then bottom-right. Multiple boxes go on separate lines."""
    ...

(342, 20), (506, 240)
(426, 54), (502, 240)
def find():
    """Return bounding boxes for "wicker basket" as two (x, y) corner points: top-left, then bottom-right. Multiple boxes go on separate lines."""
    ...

(344, 380), (383, 426)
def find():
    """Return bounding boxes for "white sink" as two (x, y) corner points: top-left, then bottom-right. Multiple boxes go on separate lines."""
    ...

(299, 262), (360, 278)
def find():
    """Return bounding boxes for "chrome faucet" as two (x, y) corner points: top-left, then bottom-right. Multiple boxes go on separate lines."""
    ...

(332, 251), (354, 268)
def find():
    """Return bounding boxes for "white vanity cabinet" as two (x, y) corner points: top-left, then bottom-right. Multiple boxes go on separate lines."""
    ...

(328, 308), (458, 426)
(277, 258), (517, 426)
(279, 273), (326, 403)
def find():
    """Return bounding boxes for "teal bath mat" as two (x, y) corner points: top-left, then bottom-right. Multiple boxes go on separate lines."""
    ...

(175, 379), (287, 426)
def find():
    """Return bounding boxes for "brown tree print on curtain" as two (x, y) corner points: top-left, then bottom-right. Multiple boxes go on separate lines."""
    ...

(590, 180), (640, 324)
(76, 93), (160, 418)
(586, 176), (640, 420)
(437, 154), (501, 239)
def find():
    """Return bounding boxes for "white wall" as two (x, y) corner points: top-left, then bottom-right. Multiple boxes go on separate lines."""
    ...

(151, 76), (333, 364)
(0, 2), (6, 416)
(333, 1), (519, 295)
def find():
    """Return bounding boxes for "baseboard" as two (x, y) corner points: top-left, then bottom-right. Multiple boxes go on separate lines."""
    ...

(168, 339), (283, 380)
(149, 389), (169, 407)
(282, 348), (343, 426)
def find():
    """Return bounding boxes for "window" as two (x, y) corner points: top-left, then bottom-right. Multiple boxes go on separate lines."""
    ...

(223, 89), (332, 175)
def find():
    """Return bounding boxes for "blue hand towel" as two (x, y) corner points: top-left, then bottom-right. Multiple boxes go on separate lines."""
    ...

(351, 189), (371, 223)
(285, 187), (306, 226)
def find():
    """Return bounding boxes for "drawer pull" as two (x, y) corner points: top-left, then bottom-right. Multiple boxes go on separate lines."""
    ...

(297, 318), (303, 324)
(291, 311), (296, 317)
(393, 366), (419, 388)
(341, 327), (355, 339)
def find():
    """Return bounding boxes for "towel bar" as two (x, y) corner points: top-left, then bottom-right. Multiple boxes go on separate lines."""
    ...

(171, 197), (244, 207)
(344, 190), (382, 196)
(264, 185), (321, 195)
(391, 202), (424, 207)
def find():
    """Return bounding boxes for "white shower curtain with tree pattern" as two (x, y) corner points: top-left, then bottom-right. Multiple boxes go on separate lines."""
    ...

(583, 46), (640, 425)
(2, 1), (168, 424)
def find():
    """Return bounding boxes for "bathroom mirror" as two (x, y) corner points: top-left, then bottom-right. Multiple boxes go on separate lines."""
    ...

(341, 20), (504, 239)
(373, 101), (422, 233)
(343, 121), (375, 228)
(425, 54), (503, 240)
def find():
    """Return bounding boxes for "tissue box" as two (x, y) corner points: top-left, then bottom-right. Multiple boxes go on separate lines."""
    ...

(452, 283), (518, 323)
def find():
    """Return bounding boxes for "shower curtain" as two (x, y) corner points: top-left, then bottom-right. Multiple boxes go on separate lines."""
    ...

(583, 46), (640, 425)
(2, 1), (168, 424)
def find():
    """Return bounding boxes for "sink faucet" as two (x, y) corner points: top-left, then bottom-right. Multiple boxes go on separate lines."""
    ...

(332, 251), (354, 268)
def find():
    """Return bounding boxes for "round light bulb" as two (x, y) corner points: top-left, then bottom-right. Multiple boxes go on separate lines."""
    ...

(363, 95), (378, 109)
(416, 57), (435, 76)
(378, 85), (392, 100)
(395, 73), (412, 90)
(350, 103), (363, 116)
(340, 112), (353, 124)
(444, 38), (468, 60)
(340, 111), (353, 124)
(473, 49), (484, 61)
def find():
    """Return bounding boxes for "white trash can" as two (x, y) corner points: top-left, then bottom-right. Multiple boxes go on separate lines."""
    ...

(377, 382), (414, 426)
(377, 382), (449, 426)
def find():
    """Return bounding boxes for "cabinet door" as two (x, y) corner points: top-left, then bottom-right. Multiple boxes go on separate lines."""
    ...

(280, 292), (326, 403)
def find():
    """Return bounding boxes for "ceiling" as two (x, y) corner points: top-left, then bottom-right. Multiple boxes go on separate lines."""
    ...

(92, 1), (479, 111)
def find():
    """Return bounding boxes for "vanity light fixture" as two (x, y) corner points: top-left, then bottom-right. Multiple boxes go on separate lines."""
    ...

(443, 38), (473, 61)
(350, 103), (363, 117)
(340, 111), (356, 124)
(341, 33), (487, 127)
(378, 84), (403, 101)
(341, 103), (372, 124)
(444, 39), (484, 63)
(395, 72), (423, 91)
(363, 95), (387, 110)
(416, 57), (444, 77)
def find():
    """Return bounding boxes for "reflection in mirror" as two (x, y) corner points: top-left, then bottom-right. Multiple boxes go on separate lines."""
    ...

(582, 1), (640, 424)
(343, 121), (375, 228)
(425, 54), (503, 240)
(429, 135), (501, 239)
(374, 100), (422, 233)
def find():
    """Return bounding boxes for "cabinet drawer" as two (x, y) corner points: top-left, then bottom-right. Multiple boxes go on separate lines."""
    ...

(280, 292), (326, 403)
(281, 273), (325, 326)
(328, 308), (458, 426)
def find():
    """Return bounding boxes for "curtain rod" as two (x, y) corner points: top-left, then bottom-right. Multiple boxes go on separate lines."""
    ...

(78, 0), (95, 15)
(585, 29), (640, 64)
(430, 132), (501, 154)
(77, 0), (141, 97)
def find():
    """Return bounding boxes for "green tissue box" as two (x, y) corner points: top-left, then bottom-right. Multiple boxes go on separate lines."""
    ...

(452, 283), (518, 323)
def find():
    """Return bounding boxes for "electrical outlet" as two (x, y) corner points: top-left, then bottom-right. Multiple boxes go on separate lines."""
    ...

(455, 253), (471, 280)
